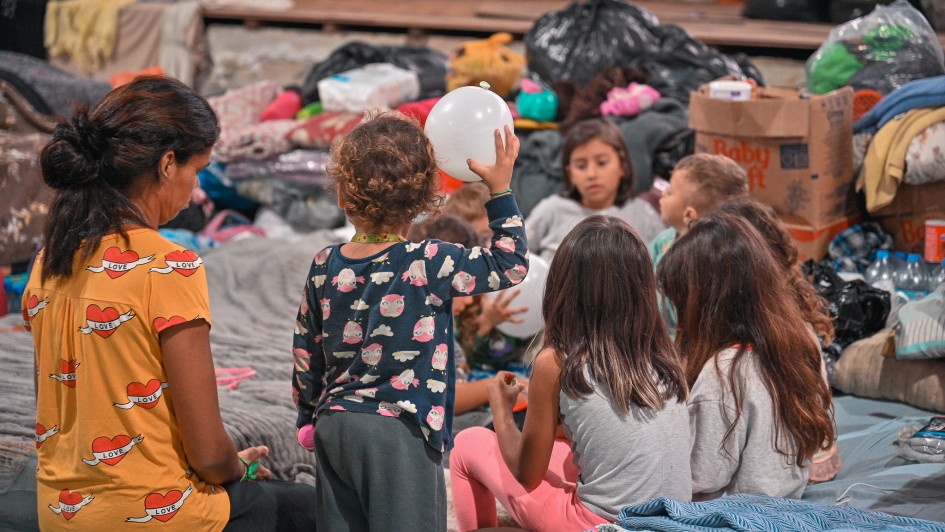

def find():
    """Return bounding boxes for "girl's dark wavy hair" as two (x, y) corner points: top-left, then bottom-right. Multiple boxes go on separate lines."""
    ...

(543, 215), (687, 414)
(717, 198), (834, 344)
(657, 213), (835, 466)
(39, 75), (219, 281)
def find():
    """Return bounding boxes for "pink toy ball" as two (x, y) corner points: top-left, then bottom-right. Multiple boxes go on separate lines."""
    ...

(298, 424), (315, 451)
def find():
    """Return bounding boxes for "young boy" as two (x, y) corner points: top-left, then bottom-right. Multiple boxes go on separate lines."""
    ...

(649, 153), (749, 265)
(442, 182), (492, 243)
(649, 154), (748, 338)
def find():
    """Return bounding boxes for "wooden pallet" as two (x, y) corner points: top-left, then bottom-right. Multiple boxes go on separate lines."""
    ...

(202, 0), (945, 52)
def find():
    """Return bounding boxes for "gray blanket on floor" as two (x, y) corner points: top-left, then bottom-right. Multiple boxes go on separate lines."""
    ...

(205, 230), (343, 483)
(0, 230), (344, 497)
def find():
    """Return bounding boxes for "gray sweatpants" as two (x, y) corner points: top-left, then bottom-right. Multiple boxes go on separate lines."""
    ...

(314, 410), (446, 532)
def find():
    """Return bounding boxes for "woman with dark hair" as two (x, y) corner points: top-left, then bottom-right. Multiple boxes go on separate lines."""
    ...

(25, 76), (316, 530)
(657, 213), (836, 500)
(525, 118), (665, 261)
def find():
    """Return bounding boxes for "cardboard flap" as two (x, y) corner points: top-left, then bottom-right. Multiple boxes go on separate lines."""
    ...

(689, 87), (810, 138)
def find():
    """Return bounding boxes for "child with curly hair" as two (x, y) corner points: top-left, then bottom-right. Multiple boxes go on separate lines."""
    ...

(291, 112), (528, 531)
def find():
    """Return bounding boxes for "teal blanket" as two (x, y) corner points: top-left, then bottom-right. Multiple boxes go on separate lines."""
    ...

(604, 494), (945, 531)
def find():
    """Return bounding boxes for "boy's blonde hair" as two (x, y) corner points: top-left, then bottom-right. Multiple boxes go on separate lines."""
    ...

(328, 111), (442, 231)
(673, 153), (748, 213)
(442, 182), (489, 225)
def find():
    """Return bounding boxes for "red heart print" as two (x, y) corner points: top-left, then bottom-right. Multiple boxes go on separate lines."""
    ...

(59, 360), (78, 388)
(36, 423), (47, 449)
(127, 379), (162, 409)
(91, 435), (133, 466)
(153, 316), (186, 332)
(166, 250), (200, 277)
(28, 295), (40, 310)
(59, 489), (83, 520)
(102, 246), (140, 279)
(86, 305), (120, 338)
(144, 490), (184, 522)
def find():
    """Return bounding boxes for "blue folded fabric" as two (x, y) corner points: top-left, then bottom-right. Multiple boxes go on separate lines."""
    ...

(609, 494), (945, 532)
(855, 75), (945, 134)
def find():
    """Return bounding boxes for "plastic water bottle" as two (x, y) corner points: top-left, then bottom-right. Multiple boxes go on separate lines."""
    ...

(865, 250), (896, 293)
(897, 253), (929, 301)
(930, 260), (945, 292)
(894, 251), (907, 271)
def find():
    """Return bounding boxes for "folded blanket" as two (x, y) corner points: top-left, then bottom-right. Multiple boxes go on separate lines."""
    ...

(602, 494), (945, 532)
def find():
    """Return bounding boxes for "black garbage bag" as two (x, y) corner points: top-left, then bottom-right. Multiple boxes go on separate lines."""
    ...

(637, 25), (765, 103)
(524, 0), (662, 86)
(299, 42), (448, 105)
(803, 260), (891, 348)
(524, 1), (763, 102)
(743, 0), (831, 22)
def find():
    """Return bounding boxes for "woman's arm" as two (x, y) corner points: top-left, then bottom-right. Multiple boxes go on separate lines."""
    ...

(162, 319), (270, 485)
(489, 347), (561, 489)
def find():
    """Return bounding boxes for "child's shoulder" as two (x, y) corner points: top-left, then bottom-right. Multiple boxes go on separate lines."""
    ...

(529, 194), (579, 218)
(311, 244), (342, 269)
(533, 346), (564, 374)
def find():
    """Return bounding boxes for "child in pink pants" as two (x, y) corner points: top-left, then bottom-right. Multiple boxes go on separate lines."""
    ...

(451, 428), (606, 530)
(449, 215), (693, 531)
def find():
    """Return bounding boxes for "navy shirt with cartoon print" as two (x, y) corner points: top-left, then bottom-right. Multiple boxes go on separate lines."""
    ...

(292, 194), (529, 452)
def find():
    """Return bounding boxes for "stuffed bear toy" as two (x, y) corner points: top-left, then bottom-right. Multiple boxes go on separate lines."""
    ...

(446, 32), (525, 99)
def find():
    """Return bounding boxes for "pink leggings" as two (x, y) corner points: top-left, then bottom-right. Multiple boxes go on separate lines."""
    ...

(449, 427), (609, 532)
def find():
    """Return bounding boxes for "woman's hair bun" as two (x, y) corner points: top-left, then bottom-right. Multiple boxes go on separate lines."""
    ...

(42, 110), (104, 190)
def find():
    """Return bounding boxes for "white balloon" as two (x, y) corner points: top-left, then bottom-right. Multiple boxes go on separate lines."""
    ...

(424, 84), (514, 182)
(490, 255), (549, 339)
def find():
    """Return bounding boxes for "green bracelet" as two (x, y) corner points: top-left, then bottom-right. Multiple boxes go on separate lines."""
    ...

(239, 456), (259, 482)
(489, 188), (512, 197)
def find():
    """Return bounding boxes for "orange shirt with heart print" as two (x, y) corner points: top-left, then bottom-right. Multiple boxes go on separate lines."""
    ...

(24, 228), (229, 530)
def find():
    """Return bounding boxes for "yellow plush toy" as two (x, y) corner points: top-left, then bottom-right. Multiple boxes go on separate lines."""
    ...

(446, 32), (525, 99)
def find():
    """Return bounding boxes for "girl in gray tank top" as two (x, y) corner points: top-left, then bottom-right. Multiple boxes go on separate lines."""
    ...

(449, 215), (692, 531)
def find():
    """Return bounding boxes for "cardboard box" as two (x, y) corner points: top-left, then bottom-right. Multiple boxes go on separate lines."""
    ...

(871, 182), (945, 255)
(783, 215), (861, 263)
(690, 84), (858, 226)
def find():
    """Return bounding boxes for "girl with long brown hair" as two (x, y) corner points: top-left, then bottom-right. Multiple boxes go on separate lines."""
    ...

(450, 215), (691, 531)
(716, 198), (841, 483)
(657, 213), (835, 500)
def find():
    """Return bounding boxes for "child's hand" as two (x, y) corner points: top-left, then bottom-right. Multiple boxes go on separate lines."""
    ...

(238, 445), (272, 481)
(487, 370), (525, 413)
(476, 289), (527, 336)
(467, 125), (520, 196)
